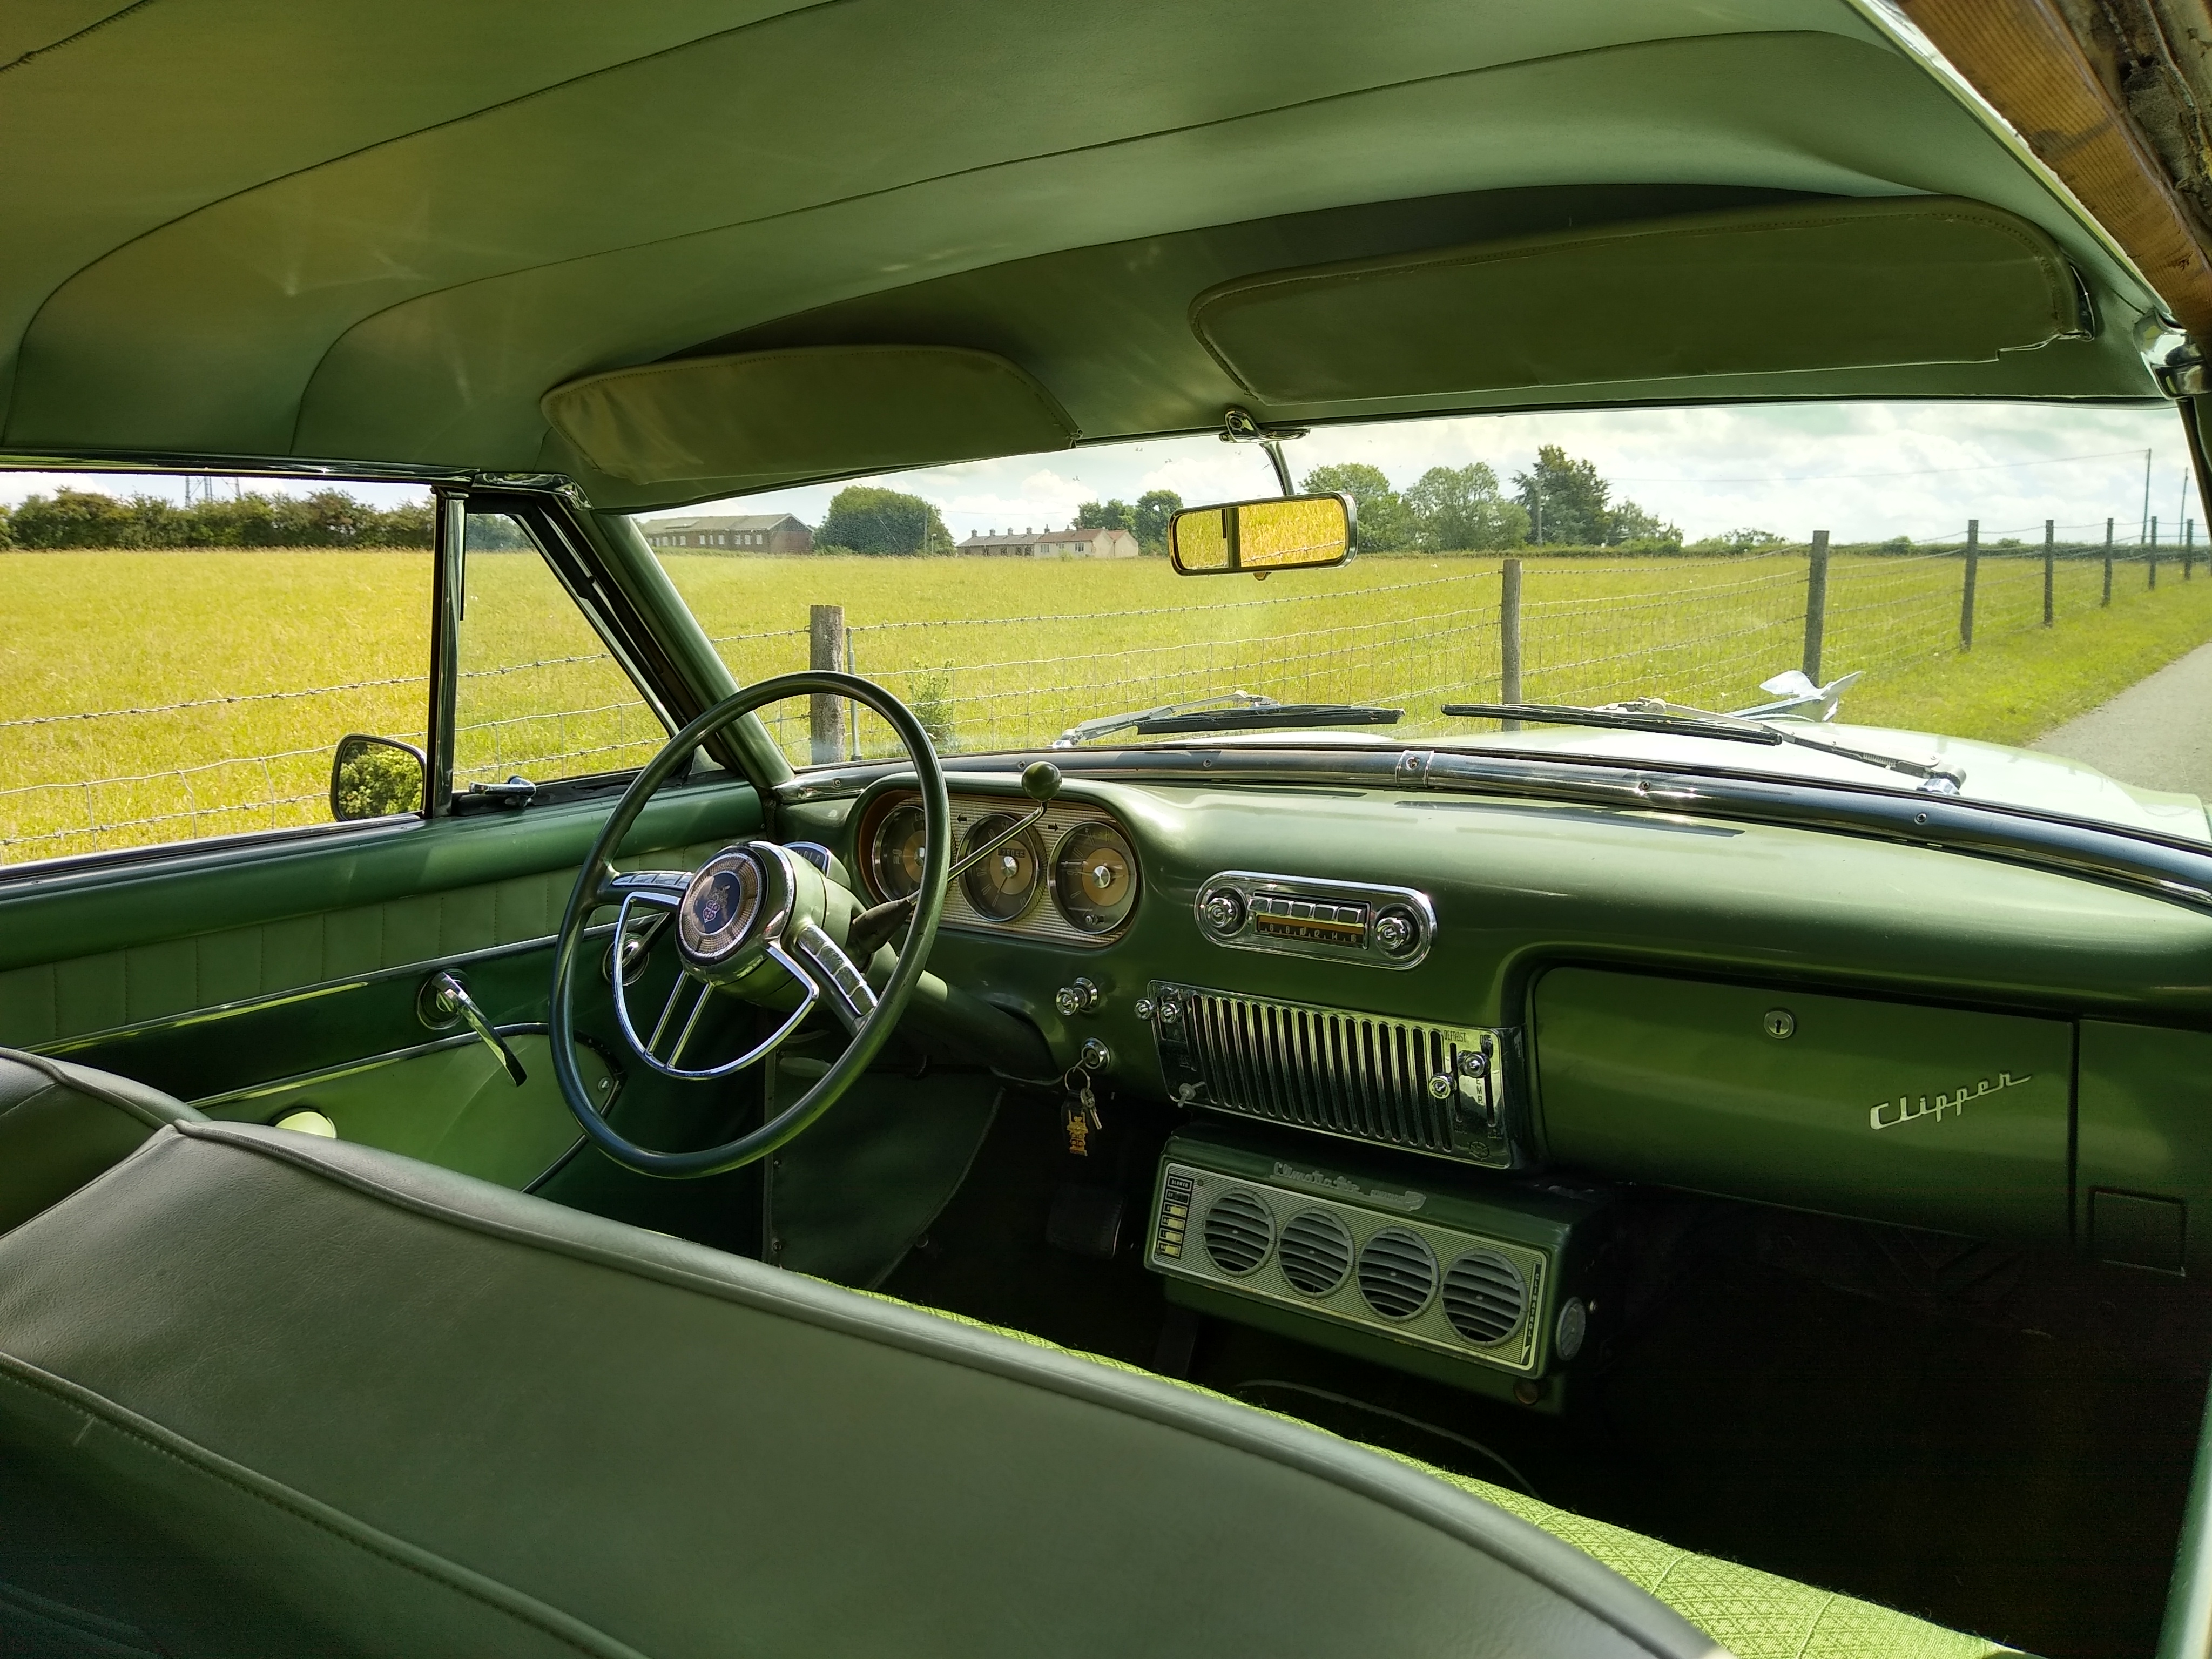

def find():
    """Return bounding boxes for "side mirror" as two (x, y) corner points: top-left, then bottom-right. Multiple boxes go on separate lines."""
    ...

(330, 734), (427, 822)
(1168, 492), (1355, 576)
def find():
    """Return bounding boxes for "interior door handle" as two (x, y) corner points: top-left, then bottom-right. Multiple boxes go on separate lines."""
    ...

(420, 970), (529, 1086)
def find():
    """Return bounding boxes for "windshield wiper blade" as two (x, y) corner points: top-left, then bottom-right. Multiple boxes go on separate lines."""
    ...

(1053, 692), (1400, 747)
(1439, 702), (1783, 746)
(1440, 699), (1964, 794)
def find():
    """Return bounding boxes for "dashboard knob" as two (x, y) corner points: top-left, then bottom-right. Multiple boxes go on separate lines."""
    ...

(1054, 977), (1101, 1017)
(1456, 1049), (1487, 1078)
(1201, 891), (1246, 934)
(1372, 907), (1418, 955)
(1426, 1073), (1454, 1101)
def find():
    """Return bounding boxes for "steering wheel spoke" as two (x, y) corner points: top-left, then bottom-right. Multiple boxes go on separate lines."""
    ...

(601, 866), (693, 907)
(789, 918), (879, 1035)
(549, 671), (950, 1178)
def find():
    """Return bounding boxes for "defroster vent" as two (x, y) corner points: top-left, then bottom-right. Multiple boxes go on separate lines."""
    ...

(1441, 1250), (1528, 1346)
(1201, 1189), (1275, 1276)
(1277, 1208), (1355, 1296)
(1356, 1226), (1438, 1320)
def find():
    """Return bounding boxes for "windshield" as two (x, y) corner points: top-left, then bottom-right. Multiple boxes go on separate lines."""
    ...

(643, 400), (2212, 845)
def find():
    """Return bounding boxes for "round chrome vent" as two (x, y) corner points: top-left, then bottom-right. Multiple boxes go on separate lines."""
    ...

(1441, 1249), (1528, 1346)
(1355, 1226), (1437, 1320)
(1201, 1189), (1274, 1277)
(1277, 1208), (1354, 1296)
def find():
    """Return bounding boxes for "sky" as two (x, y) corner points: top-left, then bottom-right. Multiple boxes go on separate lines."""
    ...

(2, 401), (2198, 547)
(643, 400), (2201, 548)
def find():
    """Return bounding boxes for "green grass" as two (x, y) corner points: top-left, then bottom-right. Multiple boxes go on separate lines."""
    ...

(4, 544), (2208, 863)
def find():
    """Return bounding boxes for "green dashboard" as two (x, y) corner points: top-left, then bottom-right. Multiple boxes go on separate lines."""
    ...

(790, 767), (2212, 1310)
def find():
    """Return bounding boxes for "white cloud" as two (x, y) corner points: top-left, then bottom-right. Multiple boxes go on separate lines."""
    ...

(648, 401), (2198, 546)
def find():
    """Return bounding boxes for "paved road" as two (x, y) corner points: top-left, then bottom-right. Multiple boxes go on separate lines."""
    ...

(2029, 640), (2212, 799)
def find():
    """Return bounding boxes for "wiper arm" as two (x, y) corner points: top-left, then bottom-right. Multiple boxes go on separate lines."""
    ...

(1439, 700), (1965, 794)
(1053, 692), (1400, 747)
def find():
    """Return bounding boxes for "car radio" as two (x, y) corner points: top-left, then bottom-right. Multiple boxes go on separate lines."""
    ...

(1192, 872), (1434, 968)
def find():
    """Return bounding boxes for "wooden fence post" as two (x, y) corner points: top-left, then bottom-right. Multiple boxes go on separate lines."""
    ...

(2151, 516), (2160, 590)
(1500, 557), (1523, 732)
(809, 604), (845, 764)
(1959, 519), (1979, 651)
(2042, 519), (2054, 626)
(2104, 517), (2115, 606)
(1802, 531), (1829, 683)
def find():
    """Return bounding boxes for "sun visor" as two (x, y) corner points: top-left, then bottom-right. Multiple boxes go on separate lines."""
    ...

(541, 345), (1079, 485)
(1191, 198), (2088, 403)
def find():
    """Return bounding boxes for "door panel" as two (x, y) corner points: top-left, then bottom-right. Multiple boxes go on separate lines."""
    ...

(0, 781), (759, 1090)
(198, 1028), (619, 1192)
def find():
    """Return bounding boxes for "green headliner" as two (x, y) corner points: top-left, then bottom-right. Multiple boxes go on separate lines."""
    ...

(0, 0), (2169, 507)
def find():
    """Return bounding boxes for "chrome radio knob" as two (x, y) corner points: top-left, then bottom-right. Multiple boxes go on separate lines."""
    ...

(1201, 891), (1246, 934)
(1372, 907), (1418, 955)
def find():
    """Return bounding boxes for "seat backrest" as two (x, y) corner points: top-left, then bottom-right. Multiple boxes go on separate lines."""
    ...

(0, 1121), (1714, 1659)
(0, 1047), (201, 1235)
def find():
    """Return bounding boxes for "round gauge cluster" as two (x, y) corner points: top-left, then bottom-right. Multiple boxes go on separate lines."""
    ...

(863, 795), (1138, 938)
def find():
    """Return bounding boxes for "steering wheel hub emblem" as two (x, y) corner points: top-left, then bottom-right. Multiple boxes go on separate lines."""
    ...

(678, 846), (785, 970)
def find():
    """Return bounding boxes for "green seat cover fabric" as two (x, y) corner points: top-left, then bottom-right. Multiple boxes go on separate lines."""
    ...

(0, 1118), (2013, 1658)
(0, 1048), (203, 1236)
(865, 1297), (2016, 1659)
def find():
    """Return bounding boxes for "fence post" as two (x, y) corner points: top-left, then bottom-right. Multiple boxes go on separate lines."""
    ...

(2103, 518), (2114, 607)
(1802, 531), (1829, 683)
(2042, 519), (2054, 626)
(2151, 516), (2160, 590)
(2189, 517), (2197, 581)
(1500, 557), (1523, 732)
(808, 603), (846, 764)
(1959, 518), (1979, 651)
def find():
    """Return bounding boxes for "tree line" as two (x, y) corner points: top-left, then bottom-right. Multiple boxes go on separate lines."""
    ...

(0, 487), (434, 549)
(805, 447), (1689, 558)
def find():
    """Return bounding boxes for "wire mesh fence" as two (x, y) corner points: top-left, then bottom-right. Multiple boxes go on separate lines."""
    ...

(709, 532), (2201, 767)
(3, 529), (2205, 864)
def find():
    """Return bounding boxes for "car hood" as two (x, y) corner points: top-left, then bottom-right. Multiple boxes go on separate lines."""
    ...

(1156, 720), (2212, 845)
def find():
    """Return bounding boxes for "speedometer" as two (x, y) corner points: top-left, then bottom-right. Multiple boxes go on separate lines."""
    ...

(960, 813), (1045, 920)
(870, 802), (928, 900)
(1053, 822), (1137, 934)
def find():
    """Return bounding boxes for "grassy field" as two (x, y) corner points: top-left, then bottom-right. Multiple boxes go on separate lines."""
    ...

(4, 543), (2209, 862)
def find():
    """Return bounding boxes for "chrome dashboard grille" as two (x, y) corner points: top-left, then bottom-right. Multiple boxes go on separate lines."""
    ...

(1149, 983), (1522, 1169)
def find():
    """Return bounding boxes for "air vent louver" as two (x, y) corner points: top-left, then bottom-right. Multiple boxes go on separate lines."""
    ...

(1278, 1208), (1355, 1296)
(1201, 1189), (1275, 1276)
(1441, 1249), (1528, 1346)
(1356, 1226), (1437, 1320)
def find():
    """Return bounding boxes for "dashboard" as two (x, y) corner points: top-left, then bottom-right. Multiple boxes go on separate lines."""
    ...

(799, 767), (2212, 1401)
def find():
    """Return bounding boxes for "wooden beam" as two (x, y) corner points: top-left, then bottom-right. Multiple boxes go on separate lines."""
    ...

(1900, 0), (2212, 339)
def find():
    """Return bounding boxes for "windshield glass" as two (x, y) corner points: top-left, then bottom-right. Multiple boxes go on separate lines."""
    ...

(643, 400), (2212, 844)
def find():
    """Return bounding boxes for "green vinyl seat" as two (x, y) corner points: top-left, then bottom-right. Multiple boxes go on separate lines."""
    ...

(0, 1047), (203, 1236)
(0, 1118), (2009, 1659)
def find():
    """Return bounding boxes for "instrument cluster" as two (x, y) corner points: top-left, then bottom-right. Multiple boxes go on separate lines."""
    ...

(858, 791), (1139, 945)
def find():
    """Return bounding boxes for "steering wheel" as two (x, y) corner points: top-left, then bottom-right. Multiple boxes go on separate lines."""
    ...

(547, 671), (949, 1177)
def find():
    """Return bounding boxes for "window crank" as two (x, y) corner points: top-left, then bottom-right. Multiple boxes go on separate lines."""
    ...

(419, 970), (529, 1086)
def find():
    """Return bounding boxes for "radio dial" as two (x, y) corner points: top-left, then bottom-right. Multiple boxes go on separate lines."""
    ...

(1201, 891), (1245, 934)
(1373, 907), (1419, 956)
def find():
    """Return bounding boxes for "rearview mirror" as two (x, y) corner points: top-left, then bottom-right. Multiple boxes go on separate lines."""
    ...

(1168, 493), (1355, 576)
(330, 734), (427, 822)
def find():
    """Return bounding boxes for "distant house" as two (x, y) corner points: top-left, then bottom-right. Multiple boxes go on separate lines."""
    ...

(957, 524), (1139, 558)
(639, 513), (812, 554)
